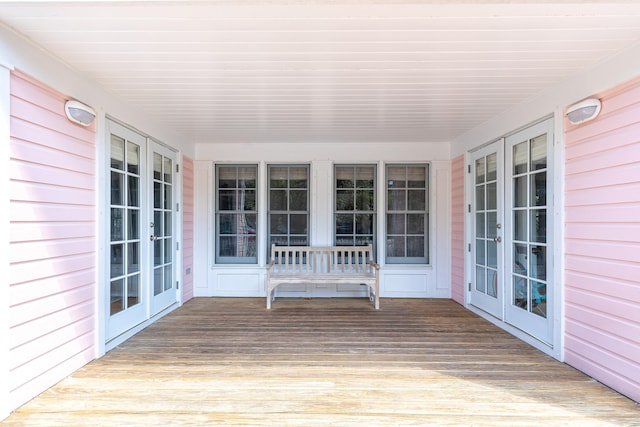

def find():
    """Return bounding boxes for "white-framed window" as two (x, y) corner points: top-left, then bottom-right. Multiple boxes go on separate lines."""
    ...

(334, 165), (376, 252)
(385, 164), (430, 264)
(268, 164), (310, 251)
(215, 165), (258, 264)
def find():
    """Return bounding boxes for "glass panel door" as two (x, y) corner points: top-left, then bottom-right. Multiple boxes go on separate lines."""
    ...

(505, 120), (553, 343)
(469, 140), (503, 318)
(107, 120), (147, 340)
(150, 141), (178, 316)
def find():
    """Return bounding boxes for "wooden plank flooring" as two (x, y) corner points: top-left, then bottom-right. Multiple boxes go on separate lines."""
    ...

(4, 298), (639, 426)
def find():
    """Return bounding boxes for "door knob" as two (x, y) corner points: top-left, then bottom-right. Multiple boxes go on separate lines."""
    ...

(150, 235), (157, 241)
(494, 236), (502, 243)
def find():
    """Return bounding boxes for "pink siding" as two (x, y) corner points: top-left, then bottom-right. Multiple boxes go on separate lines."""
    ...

(564, 76), (640, 403)
(182, 156), (195, 302)
(450, 155), (465, 305)
(9, 71), (96, 410)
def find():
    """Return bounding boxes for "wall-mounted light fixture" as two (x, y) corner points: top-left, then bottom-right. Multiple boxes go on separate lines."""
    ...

(565, 98), (601, 125)
(65, 100), (96, 126)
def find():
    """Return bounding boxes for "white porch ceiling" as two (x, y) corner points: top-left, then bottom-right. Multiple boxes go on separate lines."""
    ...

(3, 1), (640, 144)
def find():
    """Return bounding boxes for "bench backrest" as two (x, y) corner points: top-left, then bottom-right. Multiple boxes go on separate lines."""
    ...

(270, 244), (374, 274)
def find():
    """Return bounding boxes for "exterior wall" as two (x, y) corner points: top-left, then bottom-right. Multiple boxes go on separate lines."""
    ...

(450, 155), (465, 305)
(182, 155), (195, 302)
(9, 71), (96, 410)
(563, 76), (640, 403)
(194, 142), (451, 299)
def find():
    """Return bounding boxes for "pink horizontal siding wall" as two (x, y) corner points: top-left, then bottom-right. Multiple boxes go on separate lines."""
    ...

(564, 77), (640, 403)
(182, 156), (194, 302)
(450, 155), (465, 305)
(9, 71), (96, 410)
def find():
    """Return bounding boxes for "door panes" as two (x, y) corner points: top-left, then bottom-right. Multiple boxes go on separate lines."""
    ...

(511, 136), (548, 318)
(152, 153), (173, 297)
(474, 153), (499, 299)
(109, 136), (141, 316)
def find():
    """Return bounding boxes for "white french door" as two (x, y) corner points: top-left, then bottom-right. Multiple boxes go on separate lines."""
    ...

(149, 141), (178, 316)
(469, 118), (553, 345)
(106, 120), (178, 341)
(470, 140), (504, 318)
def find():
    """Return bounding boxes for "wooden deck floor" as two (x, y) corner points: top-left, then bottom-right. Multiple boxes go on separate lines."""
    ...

(4, 298), (639, 426)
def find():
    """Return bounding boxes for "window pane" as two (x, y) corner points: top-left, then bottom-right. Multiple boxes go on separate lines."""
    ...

(111, 135), (125, 170)
(290, 214), (308, 235)
(513, 141), (528, 175)
(486, 153), (497, 182)
(387, 166), (406, 187)
(270, 190), (287, 211)
(407, 236), (424, 257)
(336, 190), (354, 211)
(154, 182), (162, 209)
(514, 210), (527, 241)
(356, 190), (374, 211)
(486, 212), (496, 239)
(407, 213), (424, 234)
(219, 236), (236, 256)
(128, 242), (139, 273)
(111, 171), (124, 205)
(531, 172), (546, 207)
(111, 208), (124, 241)
(356, 214), (374, 235)
(388, 189), (406, 210)
(336, 167), (354, 188)
(218, 167), (237, 188)
(387, 214), (405, 234)
(475, 266), (486, 292)
(530, 135), (547, 171)
(110, 244), (124, 278)
(110, 279), (124, 315)
(486, 182), (496, 210)
(336, 214), (354, 235)
(127, 275), (140, 308)
(356, 167), (375, 188)
(530, 245), (546, 281)
(127, 142), (139, 174)
(163, 156), (172, 183)
(476, 239), (486, 264)
(475, 186), (485, 210)
(387, 236), (405, 257)
(219, 190), (236, 210)
(475, 158), (485, 184)
(241, 190), (256, 211)
(127, 209), (139, 240)
(219, 214), (236, 234)
(289, 190), (307, 211)
(513, 176), (527, 207)
(407, 189), (425, 211)
(164, 183), (172, 209)
(289, 167), (308, 188)
(270, 167), (288, 188)
(270, 214), (288, 234)
(407, 166), (426, 188)
(153, 153), (162, 181)
(531, 209), (547, 243)
(476, 213), (485, 238)
(128, 176), (139, 207)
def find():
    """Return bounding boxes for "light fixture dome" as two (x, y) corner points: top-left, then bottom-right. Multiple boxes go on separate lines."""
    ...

(65, 100), (96, 126)
(565, 98), (601, 125)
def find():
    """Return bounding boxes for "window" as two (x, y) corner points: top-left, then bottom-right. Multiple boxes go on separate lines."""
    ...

(334, 165), (376, 250)
(268, 165), (309, 251)
(215, 165), (257, 264)
(386, 164), (429, 264)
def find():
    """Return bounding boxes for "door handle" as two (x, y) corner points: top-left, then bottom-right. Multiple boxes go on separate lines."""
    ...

(494, 236), (502, 243)
(150, 235), (157, 241)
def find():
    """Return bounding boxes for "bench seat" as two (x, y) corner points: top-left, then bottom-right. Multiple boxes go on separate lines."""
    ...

(266, 244), (380, 309)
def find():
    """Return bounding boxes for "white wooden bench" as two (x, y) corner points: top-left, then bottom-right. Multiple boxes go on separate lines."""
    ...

(266, 244), (380, 310)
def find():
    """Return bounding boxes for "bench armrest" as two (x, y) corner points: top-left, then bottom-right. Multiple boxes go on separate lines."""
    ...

(369, 260), (380, 270)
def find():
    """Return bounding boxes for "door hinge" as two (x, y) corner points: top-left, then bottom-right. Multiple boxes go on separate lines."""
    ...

(176, 202), (180, 212)
(176, 280), (180, 290)
(468, 282), (472, 291)
(468, 204), (471, 213)
(176, 241), (180, 251)
(176, 164), (180, 173)
(468, 243), (471, 252)
(468, 164), (471, 174)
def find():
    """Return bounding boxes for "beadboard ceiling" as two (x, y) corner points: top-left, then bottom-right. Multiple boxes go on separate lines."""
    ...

(3, 1), (640, 144)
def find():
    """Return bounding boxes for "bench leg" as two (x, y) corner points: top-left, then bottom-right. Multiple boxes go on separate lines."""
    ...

(266, 289), (272, 309)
